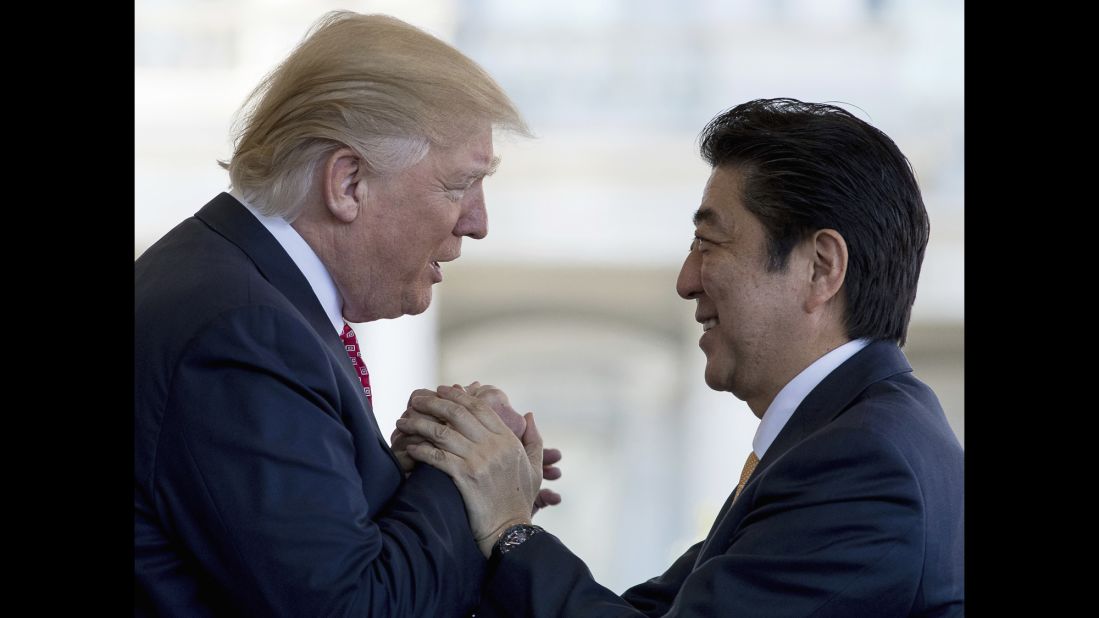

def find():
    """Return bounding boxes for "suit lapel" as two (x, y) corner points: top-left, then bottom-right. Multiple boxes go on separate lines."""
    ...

(756, 341), (912, 476)
(195, 194), (344, 361)
(194, 193), (401, 473)
(694, 341), (913, 566)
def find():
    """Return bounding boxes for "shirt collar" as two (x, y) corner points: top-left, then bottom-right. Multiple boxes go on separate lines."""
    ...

(752, 338), (871, 458)
(231, 189), (346, 334)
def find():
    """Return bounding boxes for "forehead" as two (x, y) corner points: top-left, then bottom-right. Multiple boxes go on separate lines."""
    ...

(430, 126), (497, 176)
(694, 166), (747, 231)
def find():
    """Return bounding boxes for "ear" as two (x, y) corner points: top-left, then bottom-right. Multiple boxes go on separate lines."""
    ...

(322, 147), (368, 223)
(805, 228), (847, 313)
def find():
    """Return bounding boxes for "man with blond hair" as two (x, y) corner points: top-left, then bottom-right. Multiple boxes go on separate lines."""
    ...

(135, 12), (545, 616)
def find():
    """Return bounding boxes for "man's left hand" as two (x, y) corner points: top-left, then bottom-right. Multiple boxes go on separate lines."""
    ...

(392, 382), (563, 514)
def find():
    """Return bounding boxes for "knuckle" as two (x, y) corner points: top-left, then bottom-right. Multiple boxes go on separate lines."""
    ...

(449, 404), (469, 423)
(470, 456), (492, 478)
(432, 422), (451, 441)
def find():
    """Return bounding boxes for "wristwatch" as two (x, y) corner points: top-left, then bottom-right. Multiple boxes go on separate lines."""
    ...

(493, 523), (545, 556)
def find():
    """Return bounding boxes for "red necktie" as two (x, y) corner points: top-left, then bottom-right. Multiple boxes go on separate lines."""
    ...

(340, 322), (372, 406)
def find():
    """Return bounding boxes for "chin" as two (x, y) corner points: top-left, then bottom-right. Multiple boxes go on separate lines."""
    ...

(344, 296), (405, 323)
(401, 290), (433, 316)
(703, 372), (725, 393)
(703, 360), (733, 394)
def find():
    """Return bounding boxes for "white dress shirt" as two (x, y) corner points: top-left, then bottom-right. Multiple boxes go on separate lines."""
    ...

(231, 189), (345, 335)
(752, 338), (871, 459)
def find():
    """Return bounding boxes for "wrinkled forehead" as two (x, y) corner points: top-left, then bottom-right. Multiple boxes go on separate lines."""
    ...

(407, 129), (493, 181)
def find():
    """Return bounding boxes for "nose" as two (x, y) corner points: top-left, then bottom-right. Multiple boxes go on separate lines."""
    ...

(676, 248), (702, 300)
(454, 185), (488, 239)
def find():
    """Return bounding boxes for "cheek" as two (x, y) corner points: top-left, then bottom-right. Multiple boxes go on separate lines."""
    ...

(423, 209), (460, 243)
(396, 226), (446, 266)
(700, 260), (737, 303)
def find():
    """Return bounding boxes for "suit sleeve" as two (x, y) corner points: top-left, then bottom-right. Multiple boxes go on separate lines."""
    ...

(477, 426), (925, 617)
(620, 541), (704, 617)
(151, 305), (484, 617)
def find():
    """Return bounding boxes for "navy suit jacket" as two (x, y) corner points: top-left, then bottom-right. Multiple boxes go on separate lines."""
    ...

(478, 341), (963, 617)
(135, 193), (485, 616)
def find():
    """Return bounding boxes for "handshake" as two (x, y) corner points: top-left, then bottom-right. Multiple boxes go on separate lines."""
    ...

(389, 382), (563, 557)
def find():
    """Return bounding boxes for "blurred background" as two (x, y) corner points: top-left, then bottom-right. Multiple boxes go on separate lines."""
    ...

(136, 0), (963, 594)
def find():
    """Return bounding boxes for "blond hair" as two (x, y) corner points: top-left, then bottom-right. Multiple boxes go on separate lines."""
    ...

(220, 11), (530, 219)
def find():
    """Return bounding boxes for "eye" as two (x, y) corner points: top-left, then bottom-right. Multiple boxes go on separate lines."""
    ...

(690, 236), (710, 253)
(444, 179), (477, 202)
(443, 185), (469, 202)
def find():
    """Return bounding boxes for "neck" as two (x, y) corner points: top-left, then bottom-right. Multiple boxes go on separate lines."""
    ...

(746, 332), (851, 418)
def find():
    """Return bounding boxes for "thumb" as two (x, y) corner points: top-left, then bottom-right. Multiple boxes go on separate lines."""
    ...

(521, 412), (544, 471)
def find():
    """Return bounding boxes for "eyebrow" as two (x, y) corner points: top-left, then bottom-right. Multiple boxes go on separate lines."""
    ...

(460, 156), (501, 181)
(692, 206), (718, 226)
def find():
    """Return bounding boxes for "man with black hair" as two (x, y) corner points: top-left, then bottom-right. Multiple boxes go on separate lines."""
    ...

(395, 98), (964, 617)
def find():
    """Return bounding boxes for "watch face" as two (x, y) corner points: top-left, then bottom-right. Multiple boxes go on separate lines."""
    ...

(496, 524), (543, 555)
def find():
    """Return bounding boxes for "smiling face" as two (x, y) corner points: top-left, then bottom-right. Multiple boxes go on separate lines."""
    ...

(328, 126), (498, 323)
(676, 165), (814, 416)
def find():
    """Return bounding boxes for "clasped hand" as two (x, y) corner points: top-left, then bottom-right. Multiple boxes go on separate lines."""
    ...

(392, 384), (549, 556)
(391, 383), (562, 511)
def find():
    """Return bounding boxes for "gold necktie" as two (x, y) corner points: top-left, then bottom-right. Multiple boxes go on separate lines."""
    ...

(732, 451), (760, 504)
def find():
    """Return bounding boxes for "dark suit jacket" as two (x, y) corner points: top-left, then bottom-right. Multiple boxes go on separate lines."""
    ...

(478, 341), (963, 617)
(135, 193), (485, 616)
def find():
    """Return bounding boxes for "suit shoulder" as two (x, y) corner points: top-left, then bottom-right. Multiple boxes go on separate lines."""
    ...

(135, 220), (324, 485)
(136, 217), (281, 312)
(135, 217), (304, 361)
(135, 302), (338, 492)
(831, 374), (961, 455)
(786, 376), (963, 512)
